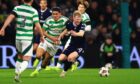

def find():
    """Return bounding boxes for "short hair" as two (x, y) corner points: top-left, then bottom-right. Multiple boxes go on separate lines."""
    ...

(39, 0), (47, 3)
(24, 0), (32, 3)
(73, 11), (81, 17)
(52, 7), (61, 13)
(78, 1), (89, 9)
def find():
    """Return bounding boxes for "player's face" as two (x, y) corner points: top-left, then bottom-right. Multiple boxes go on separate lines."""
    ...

(40, 0), (47, 10)
(78, 4), (86, 14)
(106, 39), (112, 44)
(52, 11), (61, 21)
(73, 15), (82, 25)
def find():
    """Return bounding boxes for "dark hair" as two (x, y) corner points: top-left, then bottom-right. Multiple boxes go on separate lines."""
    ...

(24, 0), (32, 3)
(78, 1), (89, 9)
(105, 34), (112, 39)
(52, 7), (61, 13)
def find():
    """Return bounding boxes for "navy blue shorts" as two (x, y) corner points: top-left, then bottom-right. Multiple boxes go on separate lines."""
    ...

(62, 45), (84, 56)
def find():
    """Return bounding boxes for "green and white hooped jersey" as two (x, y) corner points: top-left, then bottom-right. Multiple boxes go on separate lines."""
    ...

(43, 16), (68, 43)
(13, 4), (39, 41)
(82, 12), (90, 25)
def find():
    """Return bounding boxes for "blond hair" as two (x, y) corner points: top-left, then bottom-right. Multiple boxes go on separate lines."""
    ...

(73, 11), (82, 17)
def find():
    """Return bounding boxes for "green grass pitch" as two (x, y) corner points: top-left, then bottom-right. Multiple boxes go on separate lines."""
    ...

(0, 69), (140, 84)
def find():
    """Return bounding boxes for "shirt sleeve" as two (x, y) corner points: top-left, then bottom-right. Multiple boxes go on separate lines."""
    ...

(42, 21), (49, 31)
(33, 10), (39, 24)
(11, 6), (18, 17)
(66, 21), (71, 31)
(80, 23), (86, 30)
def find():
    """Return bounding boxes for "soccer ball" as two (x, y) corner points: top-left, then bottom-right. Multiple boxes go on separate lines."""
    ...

(99, 67), (110, 77)
(105, 63), (112, 69)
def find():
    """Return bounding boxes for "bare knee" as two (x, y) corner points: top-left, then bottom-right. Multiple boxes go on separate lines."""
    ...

(59, 54), (67, 61)
(68, 56), (75, 62)
(36, 48), (45, 58)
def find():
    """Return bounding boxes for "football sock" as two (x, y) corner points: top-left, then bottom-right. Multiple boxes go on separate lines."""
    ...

(19, 61), (28, 73)
(56, 61), (63, 68)
(64, 60), (72, 71)
(15, 59), (22, 74)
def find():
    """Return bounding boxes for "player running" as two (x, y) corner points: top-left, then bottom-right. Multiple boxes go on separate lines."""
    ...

(30, 7), (68, 77)
(58, 11), (86, 77)
(0, 0), (44, 82)
(55, 1), (91, 72)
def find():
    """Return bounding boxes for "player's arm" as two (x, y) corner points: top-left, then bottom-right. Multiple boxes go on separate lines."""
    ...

(70, 30), (85, 37)
(42, 28), (58, 42)
(85, 21), (91, 31)
(33, 10), (44, 42)
(34, 22), (44, 42)
(58, 29), (68, 40)
(0, 13), (16, 36)
(70, 23), (85, 37)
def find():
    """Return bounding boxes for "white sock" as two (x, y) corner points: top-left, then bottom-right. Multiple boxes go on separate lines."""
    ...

(37, 66), (42, 71)
(15, 61), (21, 74)
(19, 61), (28, 73)
(56, 62), (61, 68)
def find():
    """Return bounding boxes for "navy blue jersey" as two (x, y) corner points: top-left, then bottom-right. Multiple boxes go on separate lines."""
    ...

(37, 8), (51, 26)
(66, 21), (85, 47)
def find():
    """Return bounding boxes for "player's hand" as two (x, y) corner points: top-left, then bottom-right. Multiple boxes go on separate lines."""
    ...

(54, 40), (60, 45)
(70, 30), (77, 37)
(58, 34), (63, 41)
(40, 36), (45, 43)
(0, 28), (5, 36)
(51, 37), (59, 42)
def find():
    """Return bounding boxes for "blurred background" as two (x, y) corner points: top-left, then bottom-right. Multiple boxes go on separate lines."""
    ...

(0, 0), (140, 68)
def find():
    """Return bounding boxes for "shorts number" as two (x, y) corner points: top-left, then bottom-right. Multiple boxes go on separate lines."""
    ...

(77, 48), (83, 53)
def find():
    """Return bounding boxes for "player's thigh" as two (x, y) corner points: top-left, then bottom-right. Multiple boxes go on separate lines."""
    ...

(36, 41), (47, 57)
(16, 40), (22, 53)
(21, 40), (33, 61)
(68, 51), (79, 62)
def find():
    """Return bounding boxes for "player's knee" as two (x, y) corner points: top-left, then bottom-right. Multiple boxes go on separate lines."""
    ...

(59, 57), (65, 61)
(36, 53), (43, 59)
(68, 57), (75, 62)
(59, 54), (66, 61)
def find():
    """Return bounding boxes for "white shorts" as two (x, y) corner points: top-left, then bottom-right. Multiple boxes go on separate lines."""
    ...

(16, 40), (33, 56)
(38, 40), (59, 56)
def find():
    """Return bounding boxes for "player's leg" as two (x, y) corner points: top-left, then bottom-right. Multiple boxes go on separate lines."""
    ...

(40, 52), (52, 71)
(68, 52), (79, 72)
(15, 40), (33, 82)
(33, 34), (40, 53)
(33, 41), (46, 68)
(59, 46), (75, 77)
(30, 51), (51, 77)
(56, 53), (67, 69)
(71, 47), (84, 72)
(56, 36), (71, 69)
